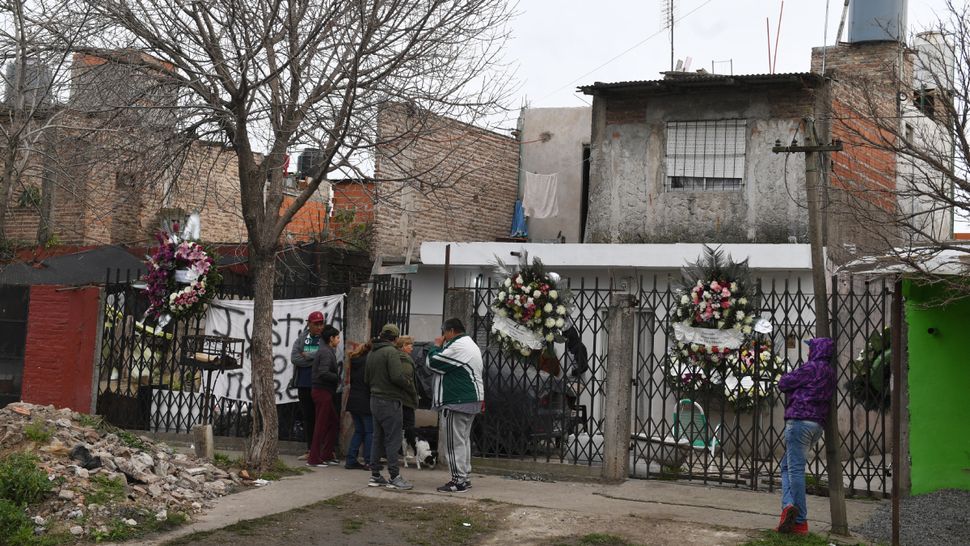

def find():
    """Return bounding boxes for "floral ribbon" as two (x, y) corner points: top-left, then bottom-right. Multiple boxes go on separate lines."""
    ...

(491, 314), (545, 350)
(672, 322), (745, 349)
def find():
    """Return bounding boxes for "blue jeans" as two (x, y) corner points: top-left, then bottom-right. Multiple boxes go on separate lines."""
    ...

(346, 412), (374, 466)
(781, 419), (823, 524)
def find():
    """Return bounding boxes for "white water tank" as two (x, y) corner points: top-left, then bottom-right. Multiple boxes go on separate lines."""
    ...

(847, 0), (907, 43)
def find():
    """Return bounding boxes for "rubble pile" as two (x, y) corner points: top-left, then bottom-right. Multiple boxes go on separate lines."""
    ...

(0, 402), (241, 540)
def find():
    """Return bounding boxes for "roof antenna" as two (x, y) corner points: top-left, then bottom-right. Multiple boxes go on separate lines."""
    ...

(663, 0), (676, 71)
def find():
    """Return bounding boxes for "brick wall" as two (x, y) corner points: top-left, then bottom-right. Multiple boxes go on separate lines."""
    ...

(21, 285), (101, 413)
(373, 105), (517, 260)
(811, 42), (910, 262)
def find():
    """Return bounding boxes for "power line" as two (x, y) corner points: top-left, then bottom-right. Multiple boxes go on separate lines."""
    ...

(535, 0), (715, 103)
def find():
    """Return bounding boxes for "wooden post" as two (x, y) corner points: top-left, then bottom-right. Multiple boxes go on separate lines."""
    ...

(772, 117), (848, 535)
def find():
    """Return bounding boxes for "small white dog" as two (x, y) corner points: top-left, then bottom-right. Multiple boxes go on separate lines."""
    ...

(402, 439), (435, 469)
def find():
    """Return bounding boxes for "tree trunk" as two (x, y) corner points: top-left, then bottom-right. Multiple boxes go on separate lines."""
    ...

(245, 250), (280, 471)
(36, 161), (54, 246)
(0, 146), (19, 242)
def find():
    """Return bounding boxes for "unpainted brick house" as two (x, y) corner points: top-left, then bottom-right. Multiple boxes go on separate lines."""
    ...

(370, 104), (518, 262)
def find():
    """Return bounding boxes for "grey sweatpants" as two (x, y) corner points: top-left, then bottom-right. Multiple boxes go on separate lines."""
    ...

(443, 408), (476, 483)
(371, 397), (403, 477)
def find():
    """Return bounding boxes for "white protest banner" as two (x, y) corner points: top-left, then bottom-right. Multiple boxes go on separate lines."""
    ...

(204, 294), (344, 404)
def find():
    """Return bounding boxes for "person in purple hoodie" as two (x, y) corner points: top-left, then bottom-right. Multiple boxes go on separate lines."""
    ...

(776, 337), (836, 535)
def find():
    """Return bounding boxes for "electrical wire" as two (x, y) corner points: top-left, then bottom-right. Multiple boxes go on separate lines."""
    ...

(534, 0), (716, 103)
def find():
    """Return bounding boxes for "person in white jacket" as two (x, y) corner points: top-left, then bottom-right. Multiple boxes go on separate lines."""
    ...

(426, 318), (483, 493)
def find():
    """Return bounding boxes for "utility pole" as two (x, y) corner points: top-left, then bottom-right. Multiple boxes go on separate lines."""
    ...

(772, 116), (849, 536)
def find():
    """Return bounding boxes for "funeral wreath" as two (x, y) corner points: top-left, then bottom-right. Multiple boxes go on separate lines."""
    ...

(490, 257), (571, 359)
(667, 246), (788, 411)
(143, 226), (222, 324)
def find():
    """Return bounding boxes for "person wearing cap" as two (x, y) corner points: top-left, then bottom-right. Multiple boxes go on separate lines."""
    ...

(363, 323), (414, 490)
(775, 337), (836, 535)
(307, 325), (342, 467)
(290, 311), (326, 459)
(427, 317), (484, 493)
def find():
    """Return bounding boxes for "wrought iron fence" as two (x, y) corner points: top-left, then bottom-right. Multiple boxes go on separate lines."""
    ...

(465, 273), (894, 497)
(470, 276), (612, 463)
(370, 275), (412, 338)
(96, 266), (360, 442)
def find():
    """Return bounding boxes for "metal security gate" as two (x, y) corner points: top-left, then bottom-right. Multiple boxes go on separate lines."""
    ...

(467, 274), (893, 497)
(96, 270), (263, 437)
(631, 276), (893, 497)
(370, 275), (411, 337)
(97, 261), (368, 441)
(470, 276), (612, 462)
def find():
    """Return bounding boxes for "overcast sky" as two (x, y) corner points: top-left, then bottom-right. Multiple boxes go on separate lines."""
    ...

(495, 0), (950, 126)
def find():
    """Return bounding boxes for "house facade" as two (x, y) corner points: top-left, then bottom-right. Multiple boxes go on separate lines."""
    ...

(578, 36), (950, 265)
(579, 73), (821, 247)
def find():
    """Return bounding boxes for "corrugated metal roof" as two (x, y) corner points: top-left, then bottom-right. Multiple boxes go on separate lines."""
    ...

(578, 72), (825, 94)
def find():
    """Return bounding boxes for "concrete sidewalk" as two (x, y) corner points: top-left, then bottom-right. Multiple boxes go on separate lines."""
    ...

(144, 454), (882, 545)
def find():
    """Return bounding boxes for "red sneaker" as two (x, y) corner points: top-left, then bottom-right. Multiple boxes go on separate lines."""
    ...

(792, 522), (809, 535)
(776, 505), (798, 533)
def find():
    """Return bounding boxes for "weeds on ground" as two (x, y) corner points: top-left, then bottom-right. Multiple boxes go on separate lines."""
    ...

(741, 531), (863, 545)
(550, 533), (637, 546)
(86, 475), (127, 505)
(658, 465), (684, 480)
(0, 453), (52, 505)
(114, 429), (149, 450)
(210, 453), (307, 480)
(0, 455), (66, 546)
(76, 414), (103, 429)
(90, 510), (188, 543)
(212, 452), (241, 471)
(23, 422), (53, 443)
(341, 516), (364, 534)
(257, 458), (309, 480)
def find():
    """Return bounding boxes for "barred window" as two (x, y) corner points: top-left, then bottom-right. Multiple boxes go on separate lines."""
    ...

(665, 119), (746, 191)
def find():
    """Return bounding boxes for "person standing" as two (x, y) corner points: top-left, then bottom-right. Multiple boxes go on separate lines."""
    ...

(427, 318), (484, 493)
(290, 311), (325, 460)
(345, 341), (374, 470)
(307, 325), (341, 467)
(776, 337), (836, 535)
(364, 324), (413, 490)
(395, 336), (420, 455)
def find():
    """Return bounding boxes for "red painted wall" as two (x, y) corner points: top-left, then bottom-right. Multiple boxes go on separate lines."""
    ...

(21, 285), (101, 413)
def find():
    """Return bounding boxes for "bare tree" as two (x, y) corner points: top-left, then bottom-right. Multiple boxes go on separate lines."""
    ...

(825, 0), (970, 289)
(83, 0), (515, 469)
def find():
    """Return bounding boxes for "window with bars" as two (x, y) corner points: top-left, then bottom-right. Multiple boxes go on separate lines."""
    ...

(665, 119), (746, 191)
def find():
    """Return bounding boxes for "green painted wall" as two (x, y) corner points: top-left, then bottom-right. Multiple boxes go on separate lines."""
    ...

(905, 281), (970, 494)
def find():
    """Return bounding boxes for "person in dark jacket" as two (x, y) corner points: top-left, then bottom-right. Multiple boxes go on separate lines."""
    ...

(345, 341), (373, 470)
(364, 323), (413, 490)
(307, 325), (341, 467)
(776, 337), (836, 535)
(290, 311), (326, 459)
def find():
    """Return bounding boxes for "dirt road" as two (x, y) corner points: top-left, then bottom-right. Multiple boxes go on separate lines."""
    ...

(163, 489), (759, 546)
